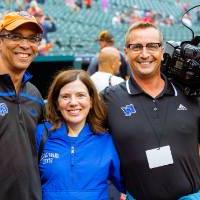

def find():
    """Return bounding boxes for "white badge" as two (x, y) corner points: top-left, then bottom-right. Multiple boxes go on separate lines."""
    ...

(146, 145), (174, 169)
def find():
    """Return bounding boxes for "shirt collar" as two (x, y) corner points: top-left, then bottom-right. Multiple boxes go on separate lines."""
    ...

(58, 122), (93, 139)
(126, 75), (142, 95)
(126, 73), (177, 97)
(22, 71), (33, 83)
(0, 70), (32, 84)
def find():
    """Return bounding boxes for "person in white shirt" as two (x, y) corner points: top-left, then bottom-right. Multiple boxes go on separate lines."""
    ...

(90, 47), (124, 92)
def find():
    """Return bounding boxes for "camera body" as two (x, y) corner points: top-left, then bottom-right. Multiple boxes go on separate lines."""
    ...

(162, 37), (200, 96)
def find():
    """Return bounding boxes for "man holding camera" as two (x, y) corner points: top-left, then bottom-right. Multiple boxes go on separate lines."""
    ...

(103, 21), (200, 200)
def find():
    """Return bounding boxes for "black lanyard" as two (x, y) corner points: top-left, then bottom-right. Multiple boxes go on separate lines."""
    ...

(108, 75), (112, 86)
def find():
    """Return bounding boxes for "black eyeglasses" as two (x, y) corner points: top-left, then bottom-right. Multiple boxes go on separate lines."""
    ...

(126, 43), (162, 53)
(0, 33), (42, 44)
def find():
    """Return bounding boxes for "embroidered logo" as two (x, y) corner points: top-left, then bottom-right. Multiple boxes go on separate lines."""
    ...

(177, 104), (187, 111)
(41, 152), (60, 164)
(0, 103), (8, 116)
(121, 104), (136, 116)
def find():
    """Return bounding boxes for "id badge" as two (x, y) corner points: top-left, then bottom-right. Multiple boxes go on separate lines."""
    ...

(146, 145), (174, 169)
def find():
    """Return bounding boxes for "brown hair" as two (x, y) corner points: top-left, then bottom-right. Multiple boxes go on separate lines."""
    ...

(46, 69), (107, 133)
(125, 21), (163, 46)
(97, 30), (114, 43)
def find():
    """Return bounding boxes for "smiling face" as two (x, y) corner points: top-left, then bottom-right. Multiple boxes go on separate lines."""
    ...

(124, 27), (164, 80)
(0, 23), (40, 74)
(57, 79), (92, 133)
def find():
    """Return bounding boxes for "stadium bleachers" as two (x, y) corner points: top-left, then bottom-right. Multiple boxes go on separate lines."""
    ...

(2, 0), (200, 56)
(43, 0), (200, 56)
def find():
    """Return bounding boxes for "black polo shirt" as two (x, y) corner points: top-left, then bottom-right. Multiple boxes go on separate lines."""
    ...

(103, 75), (200, 200)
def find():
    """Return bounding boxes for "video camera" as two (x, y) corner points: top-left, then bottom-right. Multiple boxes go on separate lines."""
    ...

(161, 5), (200, 96)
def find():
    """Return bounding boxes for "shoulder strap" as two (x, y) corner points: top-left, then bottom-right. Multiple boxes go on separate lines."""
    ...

(108, 75), (112, 86)
(38, 122), (51, 163)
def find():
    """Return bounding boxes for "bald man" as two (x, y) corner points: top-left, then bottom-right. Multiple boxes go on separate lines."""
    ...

(87, 30), (129, 80)
(90, 47), (124, 92)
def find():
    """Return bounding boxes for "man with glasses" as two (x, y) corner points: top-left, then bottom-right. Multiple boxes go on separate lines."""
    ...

(103, 22), (200, 199)
(0, 11), (44, 200)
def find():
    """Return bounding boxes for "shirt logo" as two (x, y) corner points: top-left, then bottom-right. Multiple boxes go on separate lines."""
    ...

(40, 152), (60, 164)
(121, 104), (136, 116)
(177, 104), (187, 111)
(0, 103), (8, 116)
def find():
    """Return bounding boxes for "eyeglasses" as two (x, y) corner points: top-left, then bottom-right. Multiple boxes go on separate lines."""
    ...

(0, 33), (42, 44)
(126, 43), (162, 53)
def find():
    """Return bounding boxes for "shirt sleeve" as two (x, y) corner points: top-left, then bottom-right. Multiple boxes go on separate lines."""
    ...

(35, 123), (45, 152)
(108, 135), (125, 193)
(87, 56), (98, 75)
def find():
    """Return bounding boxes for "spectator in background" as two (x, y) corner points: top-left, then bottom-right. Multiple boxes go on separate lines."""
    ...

(37, 38), (53, 55)
(65, 0), (75, 8)
(75, 0), (83, 11)
(182, 13), (192, 27)
(36, 69), (125, 200)
(0, 11), (44, 200)
(128, 10), (142, 24)
(84, 0), (92, 8)
(35, 13), (56, 42)
(181, 2), (190, 13)
(34, 13), (56, 55)
(87, 30), (130, 80)
(101, 0), (108, 12)
(27, 0), (43, 16)
(160, 14), (174, 26)
(90, 47), (124, 92)
(142, 10), (155, 23)
(112, 12), (123, 26)
(65, 0), (82, 12)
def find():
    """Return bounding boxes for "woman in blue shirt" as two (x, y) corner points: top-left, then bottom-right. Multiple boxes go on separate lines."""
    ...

(36, 69), (125, 200)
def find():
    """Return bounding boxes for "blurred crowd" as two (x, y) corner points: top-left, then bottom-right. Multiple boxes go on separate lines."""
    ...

(111, 1), (194, 27)
(1, 0), (198, 56)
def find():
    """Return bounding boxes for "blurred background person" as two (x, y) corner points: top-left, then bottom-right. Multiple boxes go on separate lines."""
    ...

(90, 46), (124, 92)
(87, 30), (130, 80)
(34, 13), (56, 55)
(84, 0), (92, 8)
(27, 0), (43, 16)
